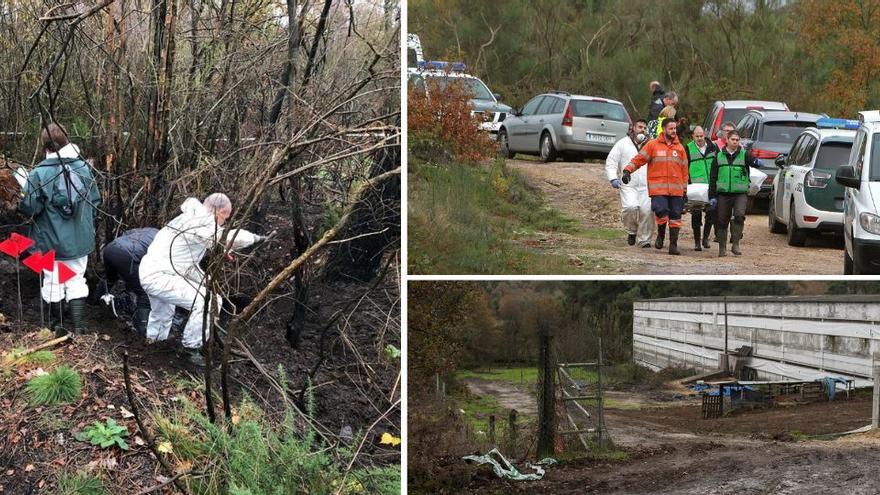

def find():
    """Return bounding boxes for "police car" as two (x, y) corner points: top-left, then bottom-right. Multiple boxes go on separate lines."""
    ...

(407, 60), (513, 134)
(767, 118), (855, 246)
(836, 111), (880, 274)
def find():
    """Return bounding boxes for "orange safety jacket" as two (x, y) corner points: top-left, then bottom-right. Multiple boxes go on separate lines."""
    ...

(623, 134), (689, 197)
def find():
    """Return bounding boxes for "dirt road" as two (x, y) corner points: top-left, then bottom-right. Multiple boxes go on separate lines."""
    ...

(506, 158), (844, 275)
(463, 378), (538, 416)
(460, 377), (880, 494)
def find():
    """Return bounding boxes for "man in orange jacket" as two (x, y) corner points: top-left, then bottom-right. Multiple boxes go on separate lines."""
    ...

(621, 118), (689, 255)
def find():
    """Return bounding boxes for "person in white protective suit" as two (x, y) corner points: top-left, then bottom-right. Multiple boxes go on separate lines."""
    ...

(605, 119), (654, 247)
(139, 193), (267, 366)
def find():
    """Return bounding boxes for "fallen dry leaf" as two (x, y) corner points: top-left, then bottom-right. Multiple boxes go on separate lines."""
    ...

(134, 436), (145, 446)
(157, 441), (173, 454)
(5, 469), (13, 476)
(379, 432), (401, 447)
(23, 464), (33, 472)
(175, 460), (192, 475)
(120, 407), (134, 419)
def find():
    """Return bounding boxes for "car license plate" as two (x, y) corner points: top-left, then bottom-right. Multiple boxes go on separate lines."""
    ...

(586, 133), (614, 144)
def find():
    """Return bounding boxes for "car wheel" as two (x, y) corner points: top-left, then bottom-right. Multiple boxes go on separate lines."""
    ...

(844, 248), (854, 275)
(498, 129), (515, 159)
(768, 195), (786, 234)
(786, 201), (807, 247)
(540, 132), (557, 162)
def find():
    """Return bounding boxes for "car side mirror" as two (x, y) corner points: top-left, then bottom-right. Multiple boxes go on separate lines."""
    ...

(775, 155), (786, 168)
(836, 165), (860, 189)
(493, 92), (502, 101)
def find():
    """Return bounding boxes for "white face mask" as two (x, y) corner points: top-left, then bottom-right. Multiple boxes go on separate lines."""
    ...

(635, 132), (647, 143)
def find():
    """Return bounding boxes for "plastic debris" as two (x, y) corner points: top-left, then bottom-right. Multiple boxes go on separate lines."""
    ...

(462, 448), (557, 481)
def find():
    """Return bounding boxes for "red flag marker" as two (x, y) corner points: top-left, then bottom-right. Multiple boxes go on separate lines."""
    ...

(9, 233), (34, 253)
(40, 250), (56, 272)
(22, 252), (44, 274)
(56, 262), (76, 284)
(0, 239), (18, 258)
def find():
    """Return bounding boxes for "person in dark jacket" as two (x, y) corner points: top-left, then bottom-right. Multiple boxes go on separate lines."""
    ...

(102, 228), (159, 334)
(708, 130), (761, 257)
(647, 81), (665, 120)
(19, 123), (101, 337)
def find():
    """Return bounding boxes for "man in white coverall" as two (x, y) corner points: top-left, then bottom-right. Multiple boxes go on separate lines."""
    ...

(139, 193), (266, 366)
(606, 119), (653, 247)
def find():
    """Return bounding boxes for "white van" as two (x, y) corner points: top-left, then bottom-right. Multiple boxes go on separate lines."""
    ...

(835, 111), (880, 274)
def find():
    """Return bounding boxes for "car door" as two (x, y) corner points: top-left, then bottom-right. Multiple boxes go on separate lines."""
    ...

(529, 96), (559, 150)
(844, 129), (868, 251)
(784, 135), (817, 222)
(775, 135), (802, 220)
(508, 95), (544, 151)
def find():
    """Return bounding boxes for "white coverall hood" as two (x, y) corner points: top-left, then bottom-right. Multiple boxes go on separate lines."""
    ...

(47, 143), (81, 160)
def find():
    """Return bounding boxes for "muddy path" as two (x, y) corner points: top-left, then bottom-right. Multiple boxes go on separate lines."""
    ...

(461, 376), (880, 494)
(506, 158), (844, 275)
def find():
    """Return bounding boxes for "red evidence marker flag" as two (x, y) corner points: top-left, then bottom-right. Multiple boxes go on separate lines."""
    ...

(9, 233), (34, 253)
(22, 252), (44, 274)
(56, 262), (76, 284)
(40, 250), (56, 272)
(0, 239), (18, 258)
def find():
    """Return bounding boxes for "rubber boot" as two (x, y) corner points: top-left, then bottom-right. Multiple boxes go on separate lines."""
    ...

(655, 224), (666, 250)
(668, 227), (681, 255)
(133, 297), (151, 336)
(694, 225), (702, 251)
(731, 221), (744, 256)
(627, 233), (636, 246)
(717, 228), (728, 257)
(702, 225), (712, 249)
(186, 348), (206, 367)
(68, 298), (88, 335)
(49, 302), (67, 338)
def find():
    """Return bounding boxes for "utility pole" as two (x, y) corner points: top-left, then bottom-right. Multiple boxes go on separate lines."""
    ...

(723, 296), (729, 371)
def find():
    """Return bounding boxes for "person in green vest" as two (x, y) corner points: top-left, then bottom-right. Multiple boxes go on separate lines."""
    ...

(708, 130), (761, 257)
(685, 126), (718, 251)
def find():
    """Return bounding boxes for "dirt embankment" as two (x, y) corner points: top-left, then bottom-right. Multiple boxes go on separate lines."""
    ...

(506, 159), (844, 275)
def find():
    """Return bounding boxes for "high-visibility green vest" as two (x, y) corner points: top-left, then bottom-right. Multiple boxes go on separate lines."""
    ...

(716, 149), (749, 194)
(687, 141), (714, 184)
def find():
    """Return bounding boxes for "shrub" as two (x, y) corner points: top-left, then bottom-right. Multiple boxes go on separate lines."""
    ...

(152, 395), (399, 495)
(26, 366), (81, 406)
(75, 418), (129, 450)
(408, 78), (495, 163)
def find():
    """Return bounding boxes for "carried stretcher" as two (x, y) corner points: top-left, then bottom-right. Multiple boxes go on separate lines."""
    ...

(684, 168), (768, 213)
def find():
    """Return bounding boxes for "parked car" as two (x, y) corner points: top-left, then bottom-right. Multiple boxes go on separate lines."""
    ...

(836, 111), (880, 274)
(498, 91), (630, 162)
(702, 100), (789, 142)
(768, 118), (855, 246)
(736, 110), (822, 201)
(407, 61), (512, 134)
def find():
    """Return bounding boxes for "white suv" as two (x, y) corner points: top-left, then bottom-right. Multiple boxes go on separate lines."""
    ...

(836, 111), (880, 274)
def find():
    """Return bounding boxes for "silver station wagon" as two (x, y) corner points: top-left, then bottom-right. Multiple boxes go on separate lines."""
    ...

(498, 91), (630, 161)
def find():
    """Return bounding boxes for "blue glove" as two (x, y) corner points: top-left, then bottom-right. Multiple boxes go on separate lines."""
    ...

(755, 159), (764, 168)
(610, 179), (621, 189)
(709, 198), (718, 209)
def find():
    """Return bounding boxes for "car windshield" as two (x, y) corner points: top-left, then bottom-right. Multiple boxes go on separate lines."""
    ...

(723, 109), (749, 127)
(428, 75), (495, 101)
(815, 141), (853, 170)
(760, 121), (814, 143)
(570, 99), (628, 122)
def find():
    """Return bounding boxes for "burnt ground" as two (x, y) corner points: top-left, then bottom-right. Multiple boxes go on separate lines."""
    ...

(426, 376), (880, 495)
(0, 216), (400, 492)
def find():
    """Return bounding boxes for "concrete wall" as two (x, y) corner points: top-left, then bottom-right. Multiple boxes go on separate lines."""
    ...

(632, 296), (880, 387)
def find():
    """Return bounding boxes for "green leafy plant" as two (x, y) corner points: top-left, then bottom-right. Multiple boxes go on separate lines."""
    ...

(76, 418), (129, 450)
(26, 365), (81, 405)
(56, 471), (106, 495)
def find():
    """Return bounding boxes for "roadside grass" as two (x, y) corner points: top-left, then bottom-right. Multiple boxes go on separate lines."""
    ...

(409, 156), (611, 274)
(456, 366), (599, 389)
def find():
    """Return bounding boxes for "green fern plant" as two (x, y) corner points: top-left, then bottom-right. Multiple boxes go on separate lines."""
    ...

(56, 471), (106, 495)
(26, 366), (81, 405)
(76, 418), (129, 450)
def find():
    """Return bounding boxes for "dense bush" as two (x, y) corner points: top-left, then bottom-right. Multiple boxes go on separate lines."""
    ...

(408, 79), (495, 163)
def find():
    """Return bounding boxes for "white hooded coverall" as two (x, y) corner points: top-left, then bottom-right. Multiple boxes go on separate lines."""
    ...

(139, 198), (260, 349)
(605, 136), (654, 246)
